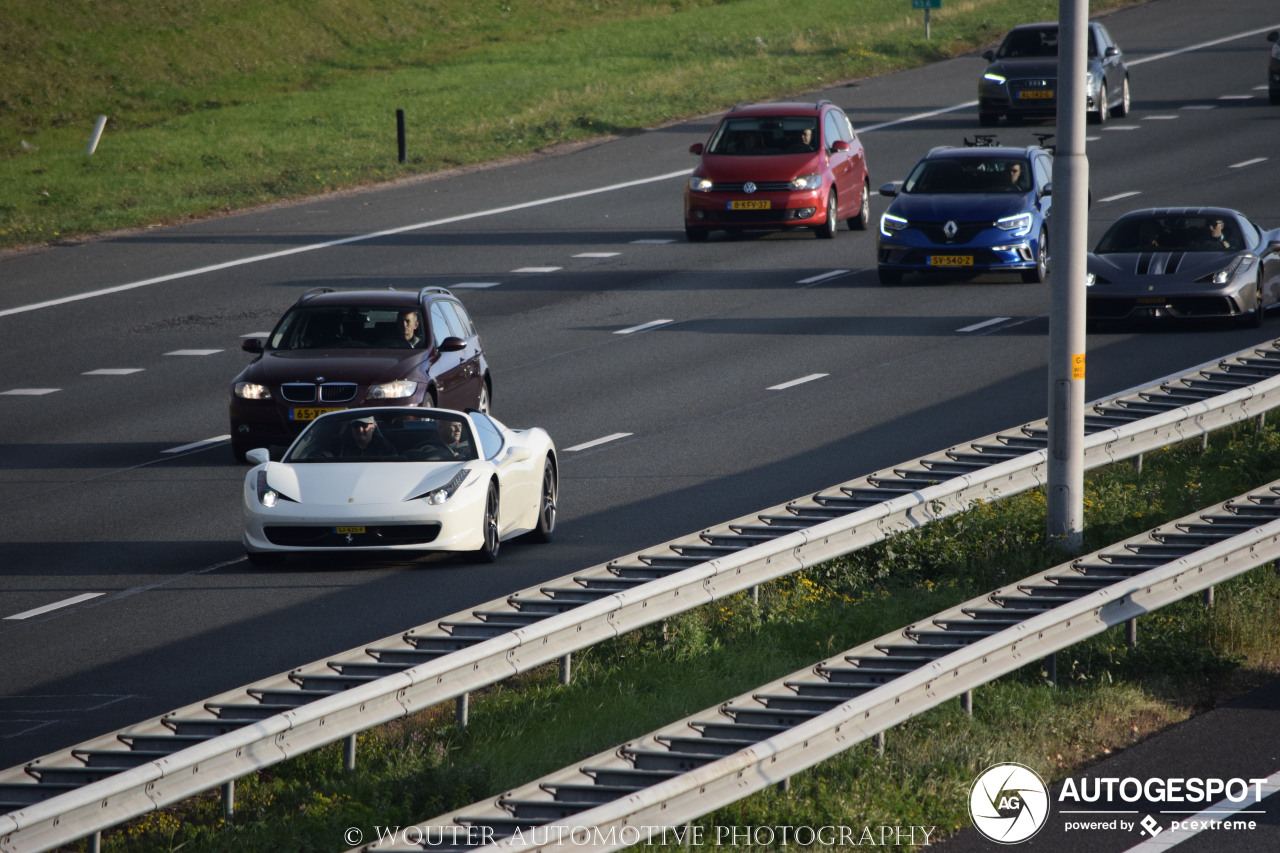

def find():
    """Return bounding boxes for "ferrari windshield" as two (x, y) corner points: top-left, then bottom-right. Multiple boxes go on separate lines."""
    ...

(706, 116), (820, 155)
(285, 411), (478, 463)
(1094, 214), (1241, 255)
(903, 157), (1031, 194)
(270, 306), (424, 350)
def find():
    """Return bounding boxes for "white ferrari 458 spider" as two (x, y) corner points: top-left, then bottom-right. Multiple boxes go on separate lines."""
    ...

(241, 407), (557, 566)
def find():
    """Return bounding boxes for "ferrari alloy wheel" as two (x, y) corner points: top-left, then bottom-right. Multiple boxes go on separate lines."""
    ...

(815, 190), (837, 239)
(1023, 228), (1049, 283)
(472, 483), (501, 563)
(850, 182), (870, 231)
(1247, 281), (1267, 328)
(531, 457), (558, 543)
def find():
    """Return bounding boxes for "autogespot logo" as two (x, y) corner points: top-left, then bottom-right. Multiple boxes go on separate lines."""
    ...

(969, 763), (1050, 844)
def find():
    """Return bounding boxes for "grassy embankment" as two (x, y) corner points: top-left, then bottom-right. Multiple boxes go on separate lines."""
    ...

(101, 420), (1280, 852)
(1, 0), (1140, 251)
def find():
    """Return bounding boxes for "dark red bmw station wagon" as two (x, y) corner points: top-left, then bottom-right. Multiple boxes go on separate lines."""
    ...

(684, 100), (871, 241)
(229, 287), (490, 461)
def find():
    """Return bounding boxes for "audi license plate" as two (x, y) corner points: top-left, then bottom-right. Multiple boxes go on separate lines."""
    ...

(728, 200), (771, 210)
(290, 407), (344, 421)
(1018, 90), (1053, 100)
(334, 526), (366, 535)
(928, 255), (974, 267)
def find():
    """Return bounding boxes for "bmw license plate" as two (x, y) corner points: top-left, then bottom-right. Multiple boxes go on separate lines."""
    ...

(290, 407), (344, 421)
(928, 255), (974, 267)
(728, 200), (771, 210)
(334, 526), (366, 534)
(1018, 90), (1053, 100)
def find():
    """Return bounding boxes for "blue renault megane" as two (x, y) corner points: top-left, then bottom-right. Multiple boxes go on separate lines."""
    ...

(876, 138), (1054, 284)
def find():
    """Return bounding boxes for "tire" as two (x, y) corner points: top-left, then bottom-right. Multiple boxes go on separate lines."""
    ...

(427, 388), (439, 409)
(848, 181), (870, 231)
(685, 226), (709, 242)
(878, 267), (903, 285)
(231, 439), (250, 464)
(529, 457), (558, 543)
(1113, 76), (1131, 117)
(1089, 80), (1108, 124)
(470, 482), (501, 563)
(1022, 228), (1049, 283)
(814, 189), (837, 239)
(1245, 280), (1267, 328)
(246, 551), (286, 568)
(978, 111), (999, 127)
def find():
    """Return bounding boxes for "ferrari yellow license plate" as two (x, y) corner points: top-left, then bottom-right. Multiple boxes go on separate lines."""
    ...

(334, 526), (366, 534)
(290, 407), (344, 421)
(729, 200), (771, 210)
(1018, 90), (1053, 100)
(928, 255), (974, 267)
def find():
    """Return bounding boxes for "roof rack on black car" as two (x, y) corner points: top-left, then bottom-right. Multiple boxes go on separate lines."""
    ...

(963, 134), (999, 147)
(417, 286), (454, 300)
(297, 286), (336, 302)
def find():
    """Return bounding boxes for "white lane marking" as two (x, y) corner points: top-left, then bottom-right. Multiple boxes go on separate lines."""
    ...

(615, 319), (672, 335)
(1128, 24), (1280, 67)
(861, 101), (976, 133)
(1180, 104), (1217, 110)
(768, 373), (828, 391)
(631, 239), (677, 244)
(1256, 86), (1271, 91)
(163, 435), (230, 454)
(1086, 135), (1102, 142)
(573, 252), (620, 258)
(0, 170), (693, 320)
(1104, 125), (1141, 131)
(511, 266), (561, 274)
(797, 269), (850, 284)
(450, 281), (501, 289)
(1218, 94), (1255, 100)
(1121, 768), (1279, 852)
(957, 317), (1011, 333)
(565, 433), (632, 452)
(241, 331), (270, 338)
(165, 349), (223, 356)
(83, 368), (143, 376)
(1, 388), (59, 395)
(1143, 115), (1180, 120)
(1230, 157), (1268, 169)
(6, 593), (106, 621)
(1099, 191), (1142, 203)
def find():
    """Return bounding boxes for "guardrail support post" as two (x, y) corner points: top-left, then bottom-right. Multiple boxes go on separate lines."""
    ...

(961, 690), (973, 716)
(1132, 453), (1143, 475)
(874, 731), (885, 757)
(1045, 652), (1057, 685)
(776, 777), (791, 793)
(1201, 433), (1209, 451)
(223, 780), (235, 818)
(1204, 586), (1214, 608)
(1127, 617), (1138, 647)
(344, 734), (357, 771)
(751, 585), (759, 605)
(560, 653), (572, 685)
(87, 832), (101, 853)
(457, 693), (470, 730)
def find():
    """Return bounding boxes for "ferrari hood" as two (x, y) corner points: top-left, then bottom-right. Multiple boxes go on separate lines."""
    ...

(1088, 252), (1236, 281)
(890, 192), (1032, 223)
(264, 460), (468, 504)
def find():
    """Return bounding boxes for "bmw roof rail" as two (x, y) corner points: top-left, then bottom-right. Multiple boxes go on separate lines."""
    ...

(297, 287), (335, 302)
(963, 134), (999, 147)
(418, 286), (454, 301)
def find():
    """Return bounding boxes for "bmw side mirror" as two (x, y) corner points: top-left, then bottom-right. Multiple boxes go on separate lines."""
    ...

(241, 337), (264, 354)
(689, 142), (704, 155)
(246, 448), (270, 466)
(438, 336), (467, 353)
(982, 49), (995, 61)
(878, 182), (901, 198)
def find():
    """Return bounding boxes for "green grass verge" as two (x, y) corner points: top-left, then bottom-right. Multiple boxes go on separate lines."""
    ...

(100, 420), (1280, 852)
(1, 0), (1141, 250)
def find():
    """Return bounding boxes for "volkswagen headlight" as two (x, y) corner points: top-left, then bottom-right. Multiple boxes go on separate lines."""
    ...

(880, 213), (908, 237)
(790, 173), (822, 191)
(367, 380), (418, 399)
(688, 176), (713, 193)
(997, 213), (1033, 236)
(235, 382), (271, 400)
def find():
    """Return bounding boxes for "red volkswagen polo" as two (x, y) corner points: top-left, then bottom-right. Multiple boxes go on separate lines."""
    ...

(684, 100), (871, 241)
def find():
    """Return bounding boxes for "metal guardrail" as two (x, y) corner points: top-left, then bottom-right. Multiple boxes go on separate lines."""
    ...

(370, 480), (1280, 852)
(4, 339), (1280, 852)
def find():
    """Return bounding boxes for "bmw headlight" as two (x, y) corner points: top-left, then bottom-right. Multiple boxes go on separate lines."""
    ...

(235, 382), (271, 400)
(880, 213), (908, 238)
(688, 176), (713, 193)
(983, 72), (1007, 84)
(997, 213), (1033, 236)
(419, 467), (472, 505)
(789, 173), (822, 191)
(367, 380), (418, 400)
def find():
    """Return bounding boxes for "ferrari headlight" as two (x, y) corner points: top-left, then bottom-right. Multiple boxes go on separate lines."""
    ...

(423, 467), (472, 505)
(235, 382), (271, 400)
(997, 213), (1033, 236)
(983, 72), (1007, 84)
(688, 176), (713, 193)
(1199, 256), (1248, 285)
(789, 173), (822, 191)
(255, 470), (280, 507)
(367, 380), (418, 399)
(880, 213), (908, 237)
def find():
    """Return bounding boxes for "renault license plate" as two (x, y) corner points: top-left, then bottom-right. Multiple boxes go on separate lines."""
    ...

(928, 255), (974, 267)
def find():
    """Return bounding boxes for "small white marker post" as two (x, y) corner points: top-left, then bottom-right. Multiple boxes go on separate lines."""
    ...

(86, 115), (108, 155)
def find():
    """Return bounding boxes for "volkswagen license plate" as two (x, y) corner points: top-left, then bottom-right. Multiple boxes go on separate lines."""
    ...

(728, 200), (771, 210)
(928, 255), (974, 267)
(290, 407), (344, 421)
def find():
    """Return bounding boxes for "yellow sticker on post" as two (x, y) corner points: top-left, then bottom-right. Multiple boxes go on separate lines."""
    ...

(1072, 353), (1085, 380)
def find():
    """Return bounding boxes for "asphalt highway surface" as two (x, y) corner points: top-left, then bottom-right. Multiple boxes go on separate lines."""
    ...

(1, 5), (1278, 838)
